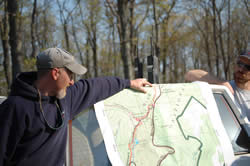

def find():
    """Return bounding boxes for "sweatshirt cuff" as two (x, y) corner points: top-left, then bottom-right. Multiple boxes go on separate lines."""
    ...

(125, 79), (131, 88)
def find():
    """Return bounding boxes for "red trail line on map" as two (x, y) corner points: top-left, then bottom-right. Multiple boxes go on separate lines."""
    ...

(128, 86), (175, 166)
(128, 87), (157, 166)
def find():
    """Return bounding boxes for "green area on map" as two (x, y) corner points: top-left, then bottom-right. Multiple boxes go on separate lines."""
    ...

(102, 83), (225, 166)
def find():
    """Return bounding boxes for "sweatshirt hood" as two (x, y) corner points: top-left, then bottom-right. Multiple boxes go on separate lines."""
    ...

(10, 72), (39, 100)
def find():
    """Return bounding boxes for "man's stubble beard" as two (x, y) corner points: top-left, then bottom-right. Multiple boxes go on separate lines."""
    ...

(56, 88), (66, 99)
(234, 72), (250, 84)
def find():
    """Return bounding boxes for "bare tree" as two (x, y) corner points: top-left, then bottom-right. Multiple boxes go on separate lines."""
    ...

(128, 0), (150, 75)
(0, 0), (11, 90)
(7, 0), (23, 79)
(39, 0), (52, 48)
(57, 0), (79, 51)
(211, 0), (220, 77)
(215, 0), (227, 78)
(104, 5), (120, 76)
(77, 0), (101, 77)
(105, 0), (131, 79)
(71, 15), (84, 67)
(85, 38), (91, 78)
(191, 2), (213, 72)
(153, 0), (179, 83)
(30, 0), (38, 58)
(152, 0), (159, 58)
(227, 0), (232, 80)
(243, 0), (250, 15)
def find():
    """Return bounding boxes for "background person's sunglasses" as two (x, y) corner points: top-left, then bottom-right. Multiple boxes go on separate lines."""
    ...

(237, 61), (250, 71)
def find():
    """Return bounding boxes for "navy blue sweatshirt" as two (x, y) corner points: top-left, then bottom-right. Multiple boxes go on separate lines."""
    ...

(0, 72), (130, 166)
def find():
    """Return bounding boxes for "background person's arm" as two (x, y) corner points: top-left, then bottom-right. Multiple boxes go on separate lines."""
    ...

(185, 69), (234, 94)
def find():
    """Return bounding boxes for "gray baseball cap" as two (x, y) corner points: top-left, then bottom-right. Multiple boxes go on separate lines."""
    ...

(239, 50), (250, 60)
(36, 48), (87, 75)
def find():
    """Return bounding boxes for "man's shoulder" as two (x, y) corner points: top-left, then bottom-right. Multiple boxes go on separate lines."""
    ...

(229, 80), (236, 89)
(1, 95), (34, 110)
(0, 96), (37, 123)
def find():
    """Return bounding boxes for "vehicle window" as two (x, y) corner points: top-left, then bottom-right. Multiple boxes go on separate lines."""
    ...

(0, 96), (6, 104)
(68, 108), (111, 166)
(213, 93), (248, 154)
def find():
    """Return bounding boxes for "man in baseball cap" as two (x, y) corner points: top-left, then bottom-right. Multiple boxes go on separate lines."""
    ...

(235, 50), (250, 84)
(0, 47), (152, 166)
(239, 50), (250, 59)
(185, 50), (250, 120)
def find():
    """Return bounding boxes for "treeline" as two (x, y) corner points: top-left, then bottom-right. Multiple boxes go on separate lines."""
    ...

(0, 0), (249, 95)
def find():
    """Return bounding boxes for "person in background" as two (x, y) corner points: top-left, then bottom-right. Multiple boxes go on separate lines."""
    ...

(0, 47), (152, 166)
(185, 50), (250, 120)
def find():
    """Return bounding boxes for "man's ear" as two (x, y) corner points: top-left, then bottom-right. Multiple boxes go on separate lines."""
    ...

(51, 68), (60, 80)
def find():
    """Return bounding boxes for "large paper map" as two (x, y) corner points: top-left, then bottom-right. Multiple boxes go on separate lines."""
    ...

(94, 82), (234, 166)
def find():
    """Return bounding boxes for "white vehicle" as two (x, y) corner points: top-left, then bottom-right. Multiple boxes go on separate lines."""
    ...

(0, 96), (6, 104)
(210, 85), (250, 165)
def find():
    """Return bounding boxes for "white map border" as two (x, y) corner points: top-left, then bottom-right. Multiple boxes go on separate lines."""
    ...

(94, 101), (125, 166)
(94, 82), (235, 166)
(197, 82), (234, 165)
